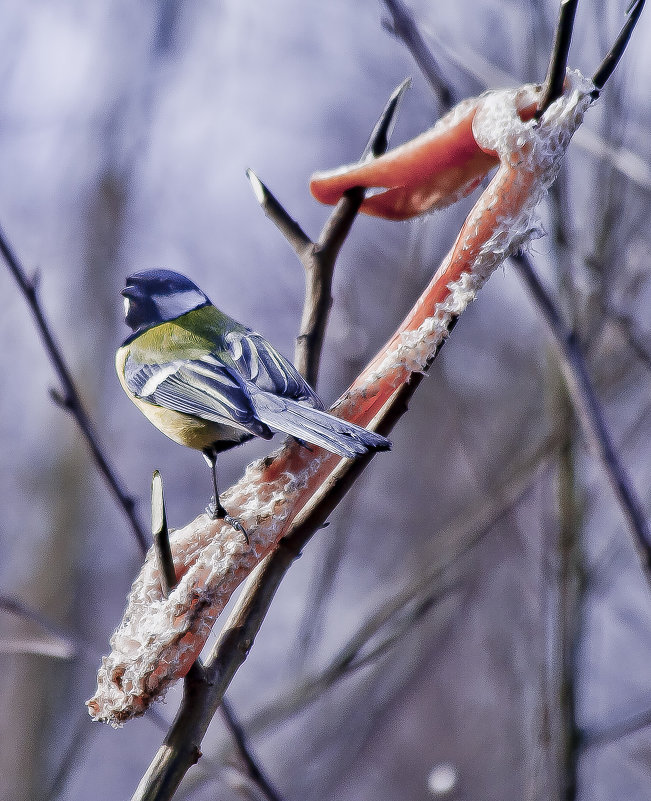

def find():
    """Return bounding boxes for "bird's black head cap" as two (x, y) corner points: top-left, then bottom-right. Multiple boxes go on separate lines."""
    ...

(121, 269), (212, 335)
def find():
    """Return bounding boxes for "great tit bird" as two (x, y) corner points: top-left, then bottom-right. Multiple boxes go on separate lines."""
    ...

(117, 269), (390, 530)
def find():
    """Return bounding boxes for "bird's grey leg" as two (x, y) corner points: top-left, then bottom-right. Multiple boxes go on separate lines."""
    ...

(203, 448), (249, 544)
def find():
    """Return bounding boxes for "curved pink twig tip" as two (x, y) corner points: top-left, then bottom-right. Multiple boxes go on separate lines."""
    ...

(310, 96), (499, 220)
(309, 86), (557, 221)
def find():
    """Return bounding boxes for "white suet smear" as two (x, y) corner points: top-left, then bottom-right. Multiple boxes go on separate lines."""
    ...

(88, 450), (326, 724)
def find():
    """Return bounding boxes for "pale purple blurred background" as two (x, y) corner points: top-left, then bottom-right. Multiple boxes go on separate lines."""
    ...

(0, 1), (650, 799)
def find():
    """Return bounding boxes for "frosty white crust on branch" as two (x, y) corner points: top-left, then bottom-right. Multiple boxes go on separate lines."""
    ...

(88, 70), (593, 726)
(360, 70), (593, 387)
(87, 453), (326, 725)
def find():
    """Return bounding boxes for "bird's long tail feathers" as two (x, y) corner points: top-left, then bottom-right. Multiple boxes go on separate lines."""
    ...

(249, 390), (390, 458)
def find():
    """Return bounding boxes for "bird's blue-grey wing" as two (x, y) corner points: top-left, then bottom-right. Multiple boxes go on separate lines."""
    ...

(225, 330), (323, 407)
(223, 331), (390, 457)
(123, 353), (269, 436)
(124, 340), (390, 457)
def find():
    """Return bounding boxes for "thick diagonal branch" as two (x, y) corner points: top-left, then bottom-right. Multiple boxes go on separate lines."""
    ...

(129, 83), (408, 801)
(113, 76), (594, 799)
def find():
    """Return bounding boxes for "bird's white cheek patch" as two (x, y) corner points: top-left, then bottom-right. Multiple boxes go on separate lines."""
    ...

(155, 288), (207, 320)
(123, 297), (131, 318)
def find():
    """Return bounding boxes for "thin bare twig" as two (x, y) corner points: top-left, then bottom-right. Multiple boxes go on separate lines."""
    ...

(219, 698), (283, 801)
(248, 78), (410, 386)
(536, 0), (578, 118)
(245, 170), (312, 260)
(591, 0), (646, 94)
(0, 227), (148, 554)
(0, 595), (85, 660)
(382, 0), (453, 112)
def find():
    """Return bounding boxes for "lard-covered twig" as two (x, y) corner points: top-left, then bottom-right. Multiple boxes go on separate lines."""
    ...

(88, 70), (594, 726)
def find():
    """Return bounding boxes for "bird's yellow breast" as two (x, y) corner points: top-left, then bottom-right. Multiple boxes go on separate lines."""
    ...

(115, 345), (250, 452)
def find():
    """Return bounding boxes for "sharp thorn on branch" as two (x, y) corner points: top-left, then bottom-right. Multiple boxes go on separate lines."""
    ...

(49, 387), (69, 409)
(151, 470), (177, 598)
(361, 77), (411, 161)
(245, 167), (267, 206)
(245, 167), (313, 256)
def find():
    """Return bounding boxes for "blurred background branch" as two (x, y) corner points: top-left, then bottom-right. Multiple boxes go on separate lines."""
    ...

(0, 227), (148, 553)
(513, 250), (651, 577)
